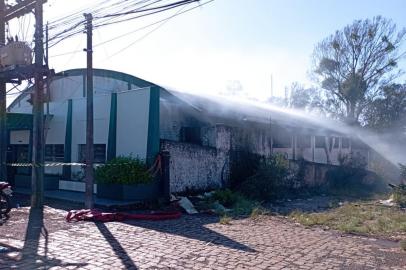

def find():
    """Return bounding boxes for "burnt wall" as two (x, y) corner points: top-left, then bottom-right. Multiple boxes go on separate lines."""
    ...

(161, 140), (230, 193)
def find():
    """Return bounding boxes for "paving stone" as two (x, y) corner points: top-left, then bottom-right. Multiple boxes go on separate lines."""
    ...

(1, 210), (406, 269)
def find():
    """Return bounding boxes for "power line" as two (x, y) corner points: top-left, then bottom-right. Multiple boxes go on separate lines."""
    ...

(101, 0), (214, 61)
(46, 0), (203, 49)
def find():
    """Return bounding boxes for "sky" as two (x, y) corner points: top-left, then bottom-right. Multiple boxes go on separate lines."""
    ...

(6, 0), (406, 104)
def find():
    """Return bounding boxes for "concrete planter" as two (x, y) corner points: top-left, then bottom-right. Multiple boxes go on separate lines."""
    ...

(15, 174), (59, 190)
(97, 180), (161, 201)
(58, 180), (97, 194)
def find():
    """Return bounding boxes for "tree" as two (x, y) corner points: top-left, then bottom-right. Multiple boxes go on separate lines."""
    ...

(285, 82), (323, 111)
(267, 82), (325, 116)
(312, 16), (406, 125)
(362, 83), (406, 132)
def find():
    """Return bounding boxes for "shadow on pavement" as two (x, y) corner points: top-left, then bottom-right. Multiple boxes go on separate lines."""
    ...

(12, 193), (255, 254)
(3, 207), (88, 269)
(125, 214), (256, 253)
(95, 222), (139, 270)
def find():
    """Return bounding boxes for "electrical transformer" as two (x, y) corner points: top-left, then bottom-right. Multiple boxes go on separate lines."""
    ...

(0, 42), (32, 67)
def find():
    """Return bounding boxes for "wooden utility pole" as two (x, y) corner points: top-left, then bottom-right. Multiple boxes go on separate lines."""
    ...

(0, 1), (7, 181)
(84, 13), (94, 209)
(31, 0), (45, 208)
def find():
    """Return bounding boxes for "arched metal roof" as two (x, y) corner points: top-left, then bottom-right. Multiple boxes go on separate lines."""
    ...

(8, 68), (160, 110)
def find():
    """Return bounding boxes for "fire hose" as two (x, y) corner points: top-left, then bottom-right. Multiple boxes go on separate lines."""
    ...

(66, 209), (181, 222)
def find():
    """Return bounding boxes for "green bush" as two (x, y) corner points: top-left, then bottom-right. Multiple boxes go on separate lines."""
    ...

(238, 153), (292, 201)
(95, 156), (152, 185)
(210, 189), (243, 208)
(392, 165), (406, 207)
(400, 163), (406, 181)
(326, 152), (385, 195)
(229, 150), (261, 188)
(392, 185), (406, 207)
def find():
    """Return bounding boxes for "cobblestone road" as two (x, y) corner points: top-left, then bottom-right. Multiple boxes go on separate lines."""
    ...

(0, 206), (405, 270)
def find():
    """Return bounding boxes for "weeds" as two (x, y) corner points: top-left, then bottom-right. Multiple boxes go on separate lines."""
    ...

(210, 189), (243, 208)
(289, 202), (406, 238)
(392, 185), (406, 207)
(238, 153), (293, 201)
(400, 240), (406, 251)
(250, 207), (269, 219)
(219, 215), (232, 225)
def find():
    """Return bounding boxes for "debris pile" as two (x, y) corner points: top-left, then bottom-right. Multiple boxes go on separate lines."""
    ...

(171, 191), (232, 215)
(379, 184), (406, 208)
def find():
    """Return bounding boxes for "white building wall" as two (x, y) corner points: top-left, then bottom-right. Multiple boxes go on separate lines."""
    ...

(50, 76), (84, 101)
(116, 89), (150, 159)
(8, 72), (153, 180)
(44, 102), (68, 175)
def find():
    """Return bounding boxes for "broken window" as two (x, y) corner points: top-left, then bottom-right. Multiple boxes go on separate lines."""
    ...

(273, 127), (292, 148)
(315, 136), (325, 148)
(297, 135), (311, 148)
(329, 137), (339, 149)
(180, 127), (202, 145)
(342, 137), (350, 148)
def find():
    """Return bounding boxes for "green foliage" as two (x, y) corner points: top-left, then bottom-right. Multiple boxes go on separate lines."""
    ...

(219, 215), (232, 225)
(391, 167), (406, 206)
(249, 207), (269, 219)
(400, 240), (406, 251)
(210, 189), (243, 208)
(363, 84), (406, 132)
(197, 189), (260, 217)
(95, 156), (152, 185)
(229, 150), (261, 188)
(238, 153), (293, 201)
(326, 152), (387, 196)
(289, 203), (406, 238)
(312, 16), (406, 123)
(400, 164), (406, 180)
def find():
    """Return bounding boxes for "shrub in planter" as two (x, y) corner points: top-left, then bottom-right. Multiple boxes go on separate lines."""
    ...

(95, 156), (154, 200)
(95, 156), (152, 185)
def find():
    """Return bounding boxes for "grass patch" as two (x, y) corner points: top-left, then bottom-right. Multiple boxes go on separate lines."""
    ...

(250, 207), (269, 219)
(400, 240), (406, 251)
(198, 189), (270, 222)
(289, 202), (406, 238)
(219, 215), (232, 225)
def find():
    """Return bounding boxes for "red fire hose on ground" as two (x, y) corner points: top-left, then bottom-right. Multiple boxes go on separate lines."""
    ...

(66, 209), (181, 223)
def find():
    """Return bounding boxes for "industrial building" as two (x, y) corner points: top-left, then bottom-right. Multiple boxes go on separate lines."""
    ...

(6, 68), (370, 198)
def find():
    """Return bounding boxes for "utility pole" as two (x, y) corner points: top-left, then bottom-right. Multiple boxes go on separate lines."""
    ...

(84, 13), (94, 209)
(31, 0), (45, 208)
(0, 1), (7, 181)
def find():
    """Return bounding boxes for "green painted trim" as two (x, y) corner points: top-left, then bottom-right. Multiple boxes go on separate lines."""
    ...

(57, 69), (159, 88)
(82, 74), (86, 97)
(6, 113), (33, 130)
(28, 130), (33, 163)
(146, 86), (160, 165)
(107, 93), (117, 161)
(63, 99), (72, 179)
